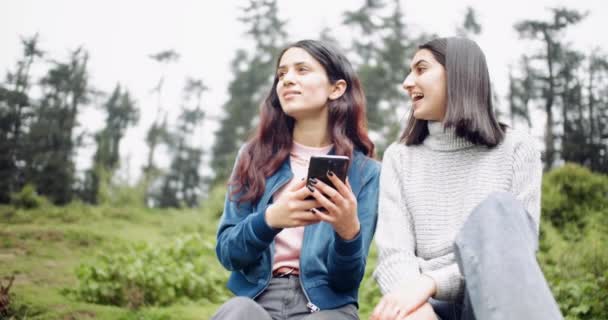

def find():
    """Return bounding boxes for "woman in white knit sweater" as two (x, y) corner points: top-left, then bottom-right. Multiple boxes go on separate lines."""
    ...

(371, 37), (563, 320)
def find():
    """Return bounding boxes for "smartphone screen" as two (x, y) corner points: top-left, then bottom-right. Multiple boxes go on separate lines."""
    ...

(306, 155), (349, 190)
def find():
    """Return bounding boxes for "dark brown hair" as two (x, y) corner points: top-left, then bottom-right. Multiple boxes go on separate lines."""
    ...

(230, 40), (374, 204)
(400, 37), (505, 146)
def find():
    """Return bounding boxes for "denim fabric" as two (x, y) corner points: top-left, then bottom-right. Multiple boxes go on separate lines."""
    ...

(216, 148), (380, 310)
(431, 192), (563, 320)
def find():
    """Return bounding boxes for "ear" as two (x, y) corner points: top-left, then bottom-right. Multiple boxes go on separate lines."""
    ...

(328, 79), (347, 100)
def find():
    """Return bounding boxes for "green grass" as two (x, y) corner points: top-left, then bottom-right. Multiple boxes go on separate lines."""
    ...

(0, 204), (227, 319)
(0, 201), (383, 319)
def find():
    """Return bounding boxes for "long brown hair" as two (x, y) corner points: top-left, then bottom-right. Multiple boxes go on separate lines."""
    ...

(230, 40), (374, 204)
(401, 37), (505, 147)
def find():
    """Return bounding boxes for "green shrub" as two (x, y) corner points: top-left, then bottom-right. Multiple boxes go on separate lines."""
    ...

(540, 219), (608, 319)
(539, 165), (608, 319)
(9, 184), (49, 209)
(74, 233), (230, 308)
(110, 183), (147, 208)
(541, 164), (608, 232)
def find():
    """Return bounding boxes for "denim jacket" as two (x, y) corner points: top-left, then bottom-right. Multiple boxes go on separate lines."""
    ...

(215, 148), (380, 311)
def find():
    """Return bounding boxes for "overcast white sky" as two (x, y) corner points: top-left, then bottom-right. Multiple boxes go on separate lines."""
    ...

(1, 0), (606, 183)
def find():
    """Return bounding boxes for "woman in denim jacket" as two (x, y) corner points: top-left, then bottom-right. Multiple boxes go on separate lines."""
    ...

(212, 39), (380, 320)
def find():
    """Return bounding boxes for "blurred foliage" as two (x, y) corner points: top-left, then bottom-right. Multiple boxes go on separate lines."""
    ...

(74, 233), (230, 308)
(538, 164), (608, 319)
(541, 163), (608, 233)
(200, 182), (229, 220)
(9, 183), (49, 209)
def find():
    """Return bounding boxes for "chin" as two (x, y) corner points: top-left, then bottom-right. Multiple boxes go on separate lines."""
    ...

(281, 105), (303, 117)
(284, 104), (325, 117)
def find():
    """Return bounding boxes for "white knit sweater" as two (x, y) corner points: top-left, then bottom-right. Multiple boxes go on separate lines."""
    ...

(373, 121), (542, 301)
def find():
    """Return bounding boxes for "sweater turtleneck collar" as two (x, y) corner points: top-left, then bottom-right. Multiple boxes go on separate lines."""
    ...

(424, 121), (475, 151)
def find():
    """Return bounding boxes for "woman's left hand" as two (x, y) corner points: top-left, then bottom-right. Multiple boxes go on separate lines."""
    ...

(371, 275), (437, 320)
(308, 171), (359, 240)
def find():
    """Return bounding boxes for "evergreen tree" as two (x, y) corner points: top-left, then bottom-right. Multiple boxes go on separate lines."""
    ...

(210, 0), (287, 185)
(508, 55), (536, 128)
(0, 34), (43, 202)
(585, 50), (608, 172)
(24, 47), (91, 204)
(514, 7), (586, 169)
(142, 49), (179, 206)
(344, 0), (422, 156)
(157, 78), (207, 208)
(83, 85), (139, 203)
(457, 6), (482, 37)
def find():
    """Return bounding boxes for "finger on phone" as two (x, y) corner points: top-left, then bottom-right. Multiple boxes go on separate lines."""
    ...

(309, 185), (339, 212)
(311, 179), (344, 205)
(326, 171), (350, 197)
(292, 184), (314, 200)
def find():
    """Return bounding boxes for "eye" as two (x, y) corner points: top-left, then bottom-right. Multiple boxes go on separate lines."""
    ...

(416, 66), (426, 74)
(298, 66), (309, 73)
(277, 71), (286, 79)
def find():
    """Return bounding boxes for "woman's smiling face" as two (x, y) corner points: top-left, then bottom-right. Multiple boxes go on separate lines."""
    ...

(402, 49), (448, 122)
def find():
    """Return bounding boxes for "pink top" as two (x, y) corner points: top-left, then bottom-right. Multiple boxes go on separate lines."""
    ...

(272, 141), (333, 272)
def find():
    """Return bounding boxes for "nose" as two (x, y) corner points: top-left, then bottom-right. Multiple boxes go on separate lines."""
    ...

(282, 70), (296, 86)
(402, 72), (414, 92)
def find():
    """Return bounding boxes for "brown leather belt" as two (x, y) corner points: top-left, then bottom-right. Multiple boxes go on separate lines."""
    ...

(272, 266), (300, 277)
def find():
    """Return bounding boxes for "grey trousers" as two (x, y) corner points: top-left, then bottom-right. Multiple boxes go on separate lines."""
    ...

(211, 275), (358, 320)
(431, 192), (563, 320)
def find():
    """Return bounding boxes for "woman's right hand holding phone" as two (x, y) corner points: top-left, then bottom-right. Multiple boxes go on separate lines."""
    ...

(265, 178), (322, 229)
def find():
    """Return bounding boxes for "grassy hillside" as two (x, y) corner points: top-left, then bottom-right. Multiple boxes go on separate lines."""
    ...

(0, 203), (228, 319)
(1, 164), (607, 319)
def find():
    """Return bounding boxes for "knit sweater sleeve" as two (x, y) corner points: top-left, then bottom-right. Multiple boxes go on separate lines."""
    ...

(511, 135), (543, 234)
(373, 143), (421, 294)
(424, 260), (464, 301)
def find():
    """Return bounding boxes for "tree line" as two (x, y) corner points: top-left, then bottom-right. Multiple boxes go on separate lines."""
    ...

(1, 0), (606, 208)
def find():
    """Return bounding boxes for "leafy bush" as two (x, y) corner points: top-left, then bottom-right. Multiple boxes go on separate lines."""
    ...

(75, 233), (230, 308)
(539, 164), (608, 319)
(9, 184), (49, 209)
(541, 164), (608, 232)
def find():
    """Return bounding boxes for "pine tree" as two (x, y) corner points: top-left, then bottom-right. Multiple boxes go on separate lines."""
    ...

(514, 7), (586, 170)
(142, 49), (180, 206)
(210, 0), (287, 185)
(457, 6), (482, 37)
(344, 0), (420, 156)
(157, 78), (207, 208)
(0, 34), (44, 203)
(585, 50), (608, 172)
(24, 47), (91, 204)
(83, 85), (139, 203)
(507, 56), (536, 128)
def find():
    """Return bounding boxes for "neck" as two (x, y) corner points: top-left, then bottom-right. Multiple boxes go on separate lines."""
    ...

(292, 112), (331, 147)
(424, 121), (474, 151)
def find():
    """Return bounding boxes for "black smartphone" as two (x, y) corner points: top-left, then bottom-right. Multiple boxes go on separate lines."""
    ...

(306, 155), (349, 191)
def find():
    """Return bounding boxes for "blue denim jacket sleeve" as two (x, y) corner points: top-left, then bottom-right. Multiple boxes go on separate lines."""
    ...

(326, 160), (380, 291)
(215, 191), (282, 271)
(215, 149), (282, 271)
